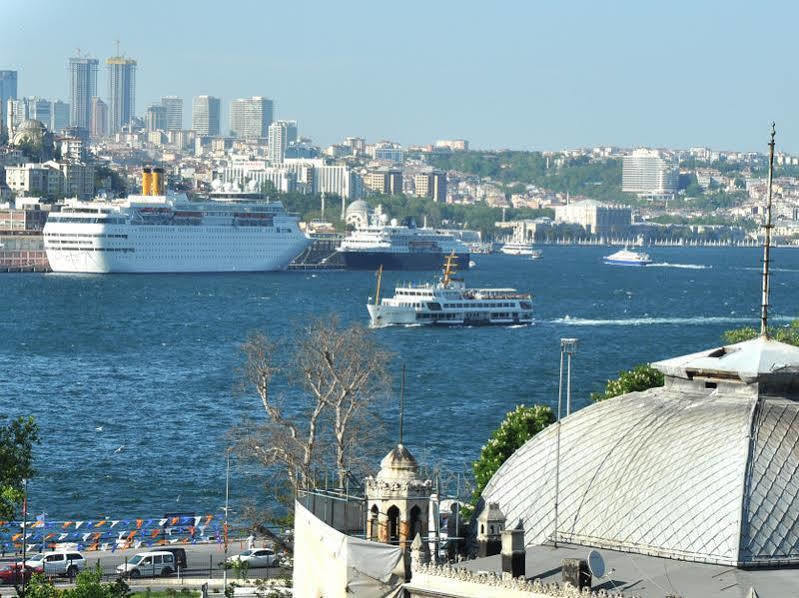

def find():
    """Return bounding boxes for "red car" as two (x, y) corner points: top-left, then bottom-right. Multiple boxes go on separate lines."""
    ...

(0, 563), (34, 585)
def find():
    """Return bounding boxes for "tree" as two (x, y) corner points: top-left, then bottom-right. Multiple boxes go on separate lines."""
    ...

(590, 364), (664, 402)
(234, 317), (391, 500)
(0, 415), (40, 520)
(723, 320), (799, 346)
(23, 565), (130, 598)
(295, 318), (390, 487)
(470, 405), (554, 512)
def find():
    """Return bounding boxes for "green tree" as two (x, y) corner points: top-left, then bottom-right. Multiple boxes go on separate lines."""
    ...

(723, 320), (799, 346)
(0, 416), (40, 520)
(24, 565), (131, 598)
(591, 365), (664, 402)
(470, 405), (554, 511)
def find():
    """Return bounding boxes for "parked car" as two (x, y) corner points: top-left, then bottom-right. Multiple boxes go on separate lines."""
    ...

(116, 551), (175, 578)
(0, 563), (34, 585)
(225, 548), (279, 568)
(157, 547), (187, 570)
(24, 552), (85, 578)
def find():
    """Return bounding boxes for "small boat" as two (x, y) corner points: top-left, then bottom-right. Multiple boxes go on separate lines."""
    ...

(501, 241), (539, 256)
(528, 250), (542, 260)
(604, 247), (652, 266)
(367, 253), (533, 327)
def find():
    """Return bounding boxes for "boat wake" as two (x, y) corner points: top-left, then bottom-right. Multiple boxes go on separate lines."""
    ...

(648, 262), (711, 270)
(552, 314), (795, 327)
(738, 267), (799, 273)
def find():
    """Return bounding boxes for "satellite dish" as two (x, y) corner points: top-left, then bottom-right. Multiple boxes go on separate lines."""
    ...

(588, 550), (606, 578)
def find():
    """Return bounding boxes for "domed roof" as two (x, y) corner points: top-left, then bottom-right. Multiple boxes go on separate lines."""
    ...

(482, 336), (799, 568)
(18, 119), (46, 132)
(376, 443), (419, 481)
(345, 199), (371, 218)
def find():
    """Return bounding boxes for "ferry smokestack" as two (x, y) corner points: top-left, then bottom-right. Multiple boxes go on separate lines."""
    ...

(152, 167), (165, 196)
(142, 167), (153, 196)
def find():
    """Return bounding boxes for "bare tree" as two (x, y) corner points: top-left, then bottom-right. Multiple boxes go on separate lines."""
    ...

(296, 318), (391, 487)
(234, 317), (391, 499)
(237, 332), (325, 493)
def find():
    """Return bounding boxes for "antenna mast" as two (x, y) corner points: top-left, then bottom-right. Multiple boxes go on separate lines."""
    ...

(761, 123), (776, 337)
(398, 364), (405, 445)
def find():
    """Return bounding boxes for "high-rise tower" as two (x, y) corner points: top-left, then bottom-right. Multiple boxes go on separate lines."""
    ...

(68, 56), (98, 129)
(191, 96), (220, 136)
(230, 96), (273, 138)
(161, 96), (183, 131)
(106, 56), (136, 134)
(90, 97), (108, 138)
(0, 70), (17, 136)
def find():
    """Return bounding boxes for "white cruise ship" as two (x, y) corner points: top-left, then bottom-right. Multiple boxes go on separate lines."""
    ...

(603, 247), (652, 266)
(44, 177), (309, 273)
(500, 241), (540, 257)
(367, 253), (533, 327)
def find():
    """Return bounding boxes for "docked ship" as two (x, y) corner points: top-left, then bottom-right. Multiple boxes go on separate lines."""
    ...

(337, 207), (469, 270)
(43, 168), (310, 273)
(367, 253), (533, 327)
(500, 241), (541, 258)
(603, 247), (652, 266)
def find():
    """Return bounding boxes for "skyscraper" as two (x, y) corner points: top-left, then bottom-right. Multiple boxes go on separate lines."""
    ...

(229, 96), (273, 138)
(145, 104), (167, 131)
(161, 96), (183, 131)
(51, 100), (70, 133)
(106, 56), (136, 134)
(268, 120), (288, 164)
(90, 97), (108, 138)
(622, 148), (678, 197)
(284, 120), (298, 144)
(28, 97), (51, 127)
(191, 96), (220, 136)
(68, 57), (98, 129)
(0, 70), (17, 134)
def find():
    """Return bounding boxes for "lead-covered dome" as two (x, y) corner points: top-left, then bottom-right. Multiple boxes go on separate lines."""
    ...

(376, 443), (420, 481)
(482, 336), (799, 567)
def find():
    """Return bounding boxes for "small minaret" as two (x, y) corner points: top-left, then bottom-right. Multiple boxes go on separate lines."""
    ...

(364, 367), (432, 552)
(760, 123), (776, 337)
(475, 502), (506, 557)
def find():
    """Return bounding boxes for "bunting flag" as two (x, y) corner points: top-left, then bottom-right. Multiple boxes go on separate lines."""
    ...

(0, 513), (226, 552)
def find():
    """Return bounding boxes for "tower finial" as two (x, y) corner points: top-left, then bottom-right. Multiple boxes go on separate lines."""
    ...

(398, 364), (405, 445)
(760, 122), (776, 337)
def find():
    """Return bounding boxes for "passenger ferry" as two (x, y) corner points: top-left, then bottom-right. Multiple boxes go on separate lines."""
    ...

(367, 253), (533, 327)
(500, 241), (541, 258)
(603, 247), (652, 266)
(43, 170), (309, 273)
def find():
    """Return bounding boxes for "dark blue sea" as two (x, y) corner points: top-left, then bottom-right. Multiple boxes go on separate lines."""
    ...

(1, 246), (797, 521)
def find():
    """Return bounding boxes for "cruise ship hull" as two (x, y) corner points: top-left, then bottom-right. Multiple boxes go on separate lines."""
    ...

(339, 251), (470, 271)
(603, 258), (651, 267)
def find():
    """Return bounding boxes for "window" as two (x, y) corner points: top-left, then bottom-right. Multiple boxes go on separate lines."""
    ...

(48, 554), (65, 562)
(153, 555), (163, 564)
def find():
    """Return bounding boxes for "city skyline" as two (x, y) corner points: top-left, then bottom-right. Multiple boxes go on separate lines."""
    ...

(3, 0), (799, 153)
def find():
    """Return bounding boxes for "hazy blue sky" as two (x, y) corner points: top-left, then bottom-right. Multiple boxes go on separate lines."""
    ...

(3, 0), (797, 152)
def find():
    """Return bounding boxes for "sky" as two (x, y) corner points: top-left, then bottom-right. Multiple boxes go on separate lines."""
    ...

(3, 0), (798, 153)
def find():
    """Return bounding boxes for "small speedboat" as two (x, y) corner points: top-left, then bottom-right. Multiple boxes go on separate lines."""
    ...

(604, 247), (651, 266)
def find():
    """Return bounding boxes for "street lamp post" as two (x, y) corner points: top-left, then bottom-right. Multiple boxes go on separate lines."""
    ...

(223, 452), (230, 589)
(553, 338), (578, 548)
(21, 478), (28, 596)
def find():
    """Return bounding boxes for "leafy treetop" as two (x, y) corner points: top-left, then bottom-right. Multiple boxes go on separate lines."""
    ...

(591, 364), (664, 402)
(0, 415), (40, 520)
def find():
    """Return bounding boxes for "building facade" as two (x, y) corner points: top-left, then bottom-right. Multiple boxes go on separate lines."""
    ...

(554, 199), (631, 236)
(90, 97), (107, 138)
(51, 100), (70, 133)
(365, 168), (403, 195)
(68, 57), (98, 129)
(191, 96), (220, 136)
(230, 96), (273, 139)
(27, 97), (51, 127)
(414, 171), (447, 202)
(145, 104), (167, 131)
(622, 148), (678, 197)
(106, 57), (136, 134)
(267, 120), (288, 163)
(160, 96), (183, 131)
(0, 70), (18, 133)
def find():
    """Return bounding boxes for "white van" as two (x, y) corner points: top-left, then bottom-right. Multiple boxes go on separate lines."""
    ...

(116, 551), (175, 578)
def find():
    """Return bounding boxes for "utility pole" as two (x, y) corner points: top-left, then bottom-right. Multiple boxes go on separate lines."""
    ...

(223, 452), (230, 589)
(21, 478), (27, 596)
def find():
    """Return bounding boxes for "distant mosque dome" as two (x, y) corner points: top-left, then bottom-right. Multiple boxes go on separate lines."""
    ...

(345, 199), (372, 228)
(12, 119), (49, 146)
(481, 335), (799, 568)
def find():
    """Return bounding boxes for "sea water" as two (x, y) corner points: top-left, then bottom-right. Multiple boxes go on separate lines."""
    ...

(1, 246), (795, 520)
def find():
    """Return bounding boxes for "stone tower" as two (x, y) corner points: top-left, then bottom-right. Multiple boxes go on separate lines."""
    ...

(365, 443), (432, 552)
